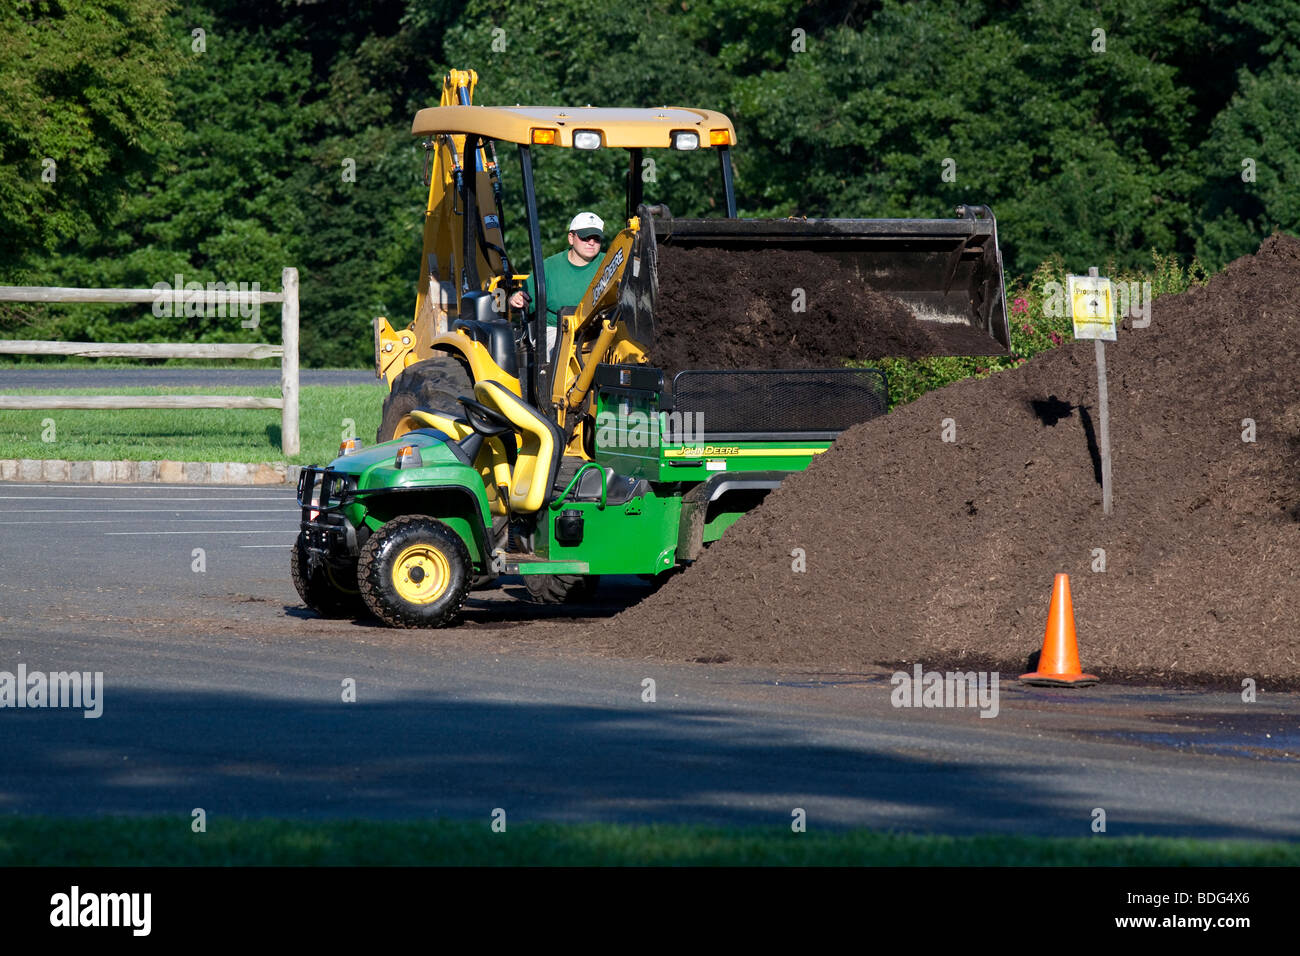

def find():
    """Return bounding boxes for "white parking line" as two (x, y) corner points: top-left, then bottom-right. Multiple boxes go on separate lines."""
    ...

(104, 530), (296, 535)
(0, 495), (291, 501)
(6, 518), (295, 524)
(0, 508), (295, 513)
(0, 483), (296, 492)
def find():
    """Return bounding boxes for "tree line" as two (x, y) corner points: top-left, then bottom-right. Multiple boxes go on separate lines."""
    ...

(2, 0), (1294, 366)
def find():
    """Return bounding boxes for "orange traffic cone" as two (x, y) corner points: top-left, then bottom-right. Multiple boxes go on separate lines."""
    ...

(1020, 574), (1099, 686)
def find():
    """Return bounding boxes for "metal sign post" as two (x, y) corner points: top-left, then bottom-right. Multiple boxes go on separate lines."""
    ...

(1068, 266), (1116, 515)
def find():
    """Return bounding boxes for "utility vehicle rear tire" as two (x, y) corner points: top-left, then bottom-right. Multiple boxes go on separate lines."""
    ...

(522, 574), (602, 604)
(290, 535), (364, 618)
(357, 515), (472, 628)
(377, 356), (473, 443)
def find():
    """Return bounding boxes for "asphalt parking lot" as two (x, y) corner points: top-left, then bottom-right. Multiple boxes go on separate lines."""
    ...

(1, 481), (1297, 837)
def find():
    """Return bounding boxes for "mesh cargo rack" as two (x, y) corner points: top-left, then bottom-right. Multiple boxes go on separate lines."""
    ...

(664, 367), (889, 441)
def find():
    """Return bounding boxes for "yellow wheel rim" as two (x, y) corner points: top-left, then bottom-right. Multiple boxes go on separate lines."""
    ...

(392, 414), (422, 440)
(392, 544), (451, 604)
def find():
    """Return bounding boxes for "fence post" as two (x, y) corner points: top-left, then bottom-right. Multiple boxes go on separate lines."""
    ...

(280, 267), (301, 457)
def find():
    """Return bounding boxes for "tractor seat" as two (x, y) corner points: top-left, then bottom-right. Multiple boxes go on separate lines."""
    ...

(406, 406), (514, 519)
(405, 406), (513, 468)
(402, 408), (473, 448)
(473, 380), (563, 514)
(452, 318), (517, 376)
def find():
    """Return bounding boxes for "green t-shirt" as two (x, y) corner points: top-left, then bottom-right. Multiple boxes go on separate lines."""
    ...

(524, 250), (602, 327)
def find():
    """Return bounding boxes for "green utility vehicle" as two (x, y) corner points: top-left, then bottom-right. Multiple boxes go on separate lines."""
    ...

(295, 365), (889, 627)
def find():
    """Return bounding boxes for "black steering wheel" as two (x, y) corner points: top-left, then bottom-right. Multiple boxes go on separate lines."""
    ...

(458, 395), (514, 437)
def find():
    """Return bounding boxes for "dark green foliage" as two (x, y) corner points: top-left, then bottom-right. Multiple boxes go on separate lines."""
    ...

(0, 0), (183, 264)
(2, 0), (1297, 367)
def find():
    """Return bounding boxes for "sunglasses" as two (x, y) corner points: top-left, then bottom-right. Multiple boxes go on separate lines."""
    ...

(574, 233), (602, 242)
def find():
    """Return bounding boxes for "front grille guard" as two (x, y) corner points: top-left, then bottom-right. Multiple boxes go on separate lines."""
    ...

(296, 467), (364, 558)
(297, 467), (360, 520)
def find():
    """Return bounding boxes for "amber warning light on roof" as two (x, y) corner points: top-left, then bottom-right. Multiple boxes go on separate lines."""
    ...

(530, 128), (557, 145)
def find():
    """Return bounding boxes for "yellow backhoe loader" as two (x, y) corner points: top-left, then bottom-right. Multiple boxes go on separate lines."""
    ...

(375, 69), (1007, 447)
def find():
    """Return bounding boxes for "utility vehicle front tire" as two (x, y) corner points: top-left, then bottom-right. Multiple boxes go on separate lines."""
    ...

(357, 515), (472, 628)
(290, 535), (364, 618)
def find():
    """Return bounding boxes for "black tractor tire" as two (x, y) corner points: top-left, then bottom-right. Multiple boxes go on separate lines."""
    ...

(377, 355), (473, 443)
(290, 535), (365, 618)
(357, 514), (473, 628)
(522, 574), (602, 604)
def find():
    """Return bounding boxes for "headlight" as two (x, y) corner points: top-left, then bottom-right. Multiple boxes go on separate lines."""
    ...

(573, 130), (602, 150)
(672, 131), (699, 151)
(327, 475), (352, 499)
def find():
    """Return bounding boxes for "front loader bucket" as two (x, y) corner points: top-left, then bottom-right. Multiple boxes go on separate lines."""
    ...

(653, 204), (1009, 356)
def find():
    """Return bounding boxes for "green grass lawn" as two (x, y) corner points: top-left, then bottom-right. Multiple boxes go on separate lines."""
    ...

(0, 385), (383, 464)
(1, 817), (1295, 866)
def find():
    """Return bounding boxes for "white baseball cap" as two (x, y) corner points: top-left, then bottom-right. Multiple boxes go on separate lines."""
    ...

(568, 211), (604, 238)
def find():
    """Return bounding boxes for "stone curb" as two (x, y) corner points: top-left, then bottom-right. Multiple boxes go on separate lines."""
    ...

(0, 459), (301, 486)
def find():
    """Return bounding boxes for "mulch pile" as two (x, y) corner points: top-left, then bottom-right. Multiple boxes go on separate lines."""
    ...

(598, 234), (1300, 688)
(650, 246), (939, 379)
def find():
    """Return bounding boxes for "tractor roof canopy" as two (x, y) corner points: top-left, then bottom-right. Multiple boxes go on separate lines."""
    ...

(410, 105), (738, 149)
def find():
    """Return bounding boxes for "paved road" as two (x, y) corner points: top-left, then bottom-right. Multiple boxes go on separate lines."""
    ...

(0, 368), (378, 388)
(1, 482), (1297, 837)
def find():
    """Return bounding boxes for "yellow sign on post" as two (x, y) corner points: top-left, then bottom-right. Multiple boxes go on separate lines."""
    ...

(1071, 268), (1115, 515)
(1068, 275), (1116, 341)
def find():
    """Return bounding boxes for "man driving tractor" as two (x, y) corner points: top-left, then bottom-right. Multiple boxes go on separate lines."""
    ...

(509, 211), (605, 356)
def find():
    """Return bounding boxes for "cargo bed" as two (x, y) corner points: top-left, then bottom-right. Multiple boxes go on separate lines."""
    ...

(592, 365), (888, 483)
